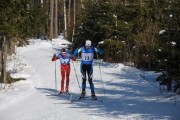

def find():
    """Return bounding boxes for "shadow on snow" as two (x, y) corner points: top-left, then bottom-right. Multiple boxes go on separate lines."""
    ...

(38, 78), (179, 119)
(42, 46), (180, 119)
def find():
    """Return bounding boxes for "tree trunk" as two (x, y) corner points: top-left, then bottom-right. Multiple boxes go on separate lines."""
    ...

(8, 41), (16, 56)
(67, 0), (72, 40)
(54, 0), (58, 38)
(64, 0), (67, 39)
(0, 36), (7, 84)
(0, 49), (2, 83)
(50, 0), (54, 40)
(68, 0), (71, 25)
(72, 0), (76, 42)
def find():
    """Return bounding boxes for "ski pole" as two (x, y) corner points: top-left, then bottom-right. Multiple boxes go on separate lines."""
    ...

(55, 60), (57, 91)
(72, 60), (81, 92)
(73, 57), (78, 77)
(97, 54), (105, 96)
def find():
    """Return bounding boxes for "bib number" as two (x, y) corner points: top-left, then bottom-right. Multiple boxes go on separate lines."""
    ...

(82, 53), (93, 61)
(85, 56), (90, 60)
(60, 58), (69, 64)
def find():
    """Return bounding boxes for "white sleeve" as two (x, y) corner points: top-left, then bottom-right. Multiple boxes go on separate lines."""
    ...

(94, 47), (98, 53)
(78, 48), (82, 53)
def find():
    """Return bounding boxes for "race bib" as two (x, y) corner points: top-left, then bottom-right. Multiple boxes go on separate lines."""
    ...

(60, 58), (70, 64)
(82, 53), (93, 61)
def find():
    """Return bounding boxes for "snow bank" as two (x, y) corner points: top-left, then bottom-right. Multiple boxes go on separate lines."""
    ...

(10, 73), (31, 79)
(29, 39), (52, 48)
(121, 66), (140, 74)
(52, 37), (71, 48)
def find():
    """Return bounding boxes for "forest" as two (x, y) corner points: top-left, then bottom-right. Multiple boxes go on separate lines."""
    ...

(0, 0), (179, 90)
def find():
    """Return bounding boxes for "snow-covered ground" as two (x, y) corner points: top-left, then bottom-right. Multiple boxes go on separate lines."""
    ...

(0, 37), (180, 120)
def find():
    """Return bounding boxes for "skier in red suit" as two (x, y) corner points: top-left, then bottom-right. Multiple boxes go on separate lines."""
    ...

(52, 48), (76, 94)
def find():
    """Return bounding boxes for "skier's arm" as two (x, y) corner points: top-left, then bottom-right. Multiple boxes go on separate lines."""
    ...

(94, 47), (103, 55)
(73, 48), (82, 57)
(51, 54), (59, 61)
(70, 54), (76, 61)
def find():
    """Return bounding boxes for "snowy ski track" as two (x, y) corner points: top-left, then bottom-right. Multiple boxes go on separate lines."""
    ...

(0, 39), (180, 120)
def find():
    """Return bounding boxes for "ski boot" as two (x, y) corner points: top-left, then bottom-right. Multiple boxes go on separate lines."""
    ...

(91, 91), (97, 100)
(79, 90), (86, 99)
(65, 90), (70, 95)
(58, 90), (64, 95)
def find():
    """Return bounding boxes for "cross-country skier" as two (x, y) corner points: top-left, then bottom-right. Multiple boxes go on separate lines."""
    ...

(73, 40), (103, 100)
(52, 48), (76, 95)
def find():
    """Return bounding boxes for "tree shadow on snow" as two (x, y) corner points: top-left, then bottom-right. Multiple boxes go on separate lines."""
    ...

(67, 72), (180, 119)
(38, 61), (179, 119)
(37, 87), (71, 102)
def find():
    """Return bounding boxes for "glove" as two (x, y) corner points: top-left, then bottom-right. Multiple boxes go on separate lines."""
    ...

(53, 54), (56, 58)
(51, 54), (56, 61)
(72, 57), (76, 61)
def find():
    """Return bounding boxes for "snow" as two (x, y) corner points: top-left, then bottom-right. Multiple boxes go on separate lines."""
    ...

(0, 36), (180, 120)
(170, 41), (176, 46)
(98, 41), (104, 44)
(159, 30), (166, 35)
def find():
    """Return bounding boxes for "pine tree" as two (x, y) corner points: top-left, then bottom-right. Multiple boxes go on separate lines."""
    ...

(70, 0), (180, 80)
(0, 0), (48, 83)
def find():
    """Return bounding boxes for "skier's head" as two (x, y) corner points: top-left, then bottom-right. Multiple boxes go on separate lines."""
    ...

(61, 48), (66, 57)
(85, 40), (91, 50)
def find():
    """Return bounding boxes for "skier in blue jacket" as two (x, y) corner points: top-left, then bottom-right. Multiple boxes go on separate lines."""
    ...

(73, 40), (103, 100)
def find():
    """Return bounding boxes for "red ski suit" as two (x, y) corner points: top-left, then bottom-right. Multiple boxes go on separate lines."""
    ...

(52, 52), (76, 92)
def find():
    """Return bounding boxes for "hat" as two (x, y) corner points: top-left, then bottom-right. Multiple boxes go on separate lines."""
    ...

(61, 48), (66, 57)
(85, 40), (91, 46)
(61, 48), (66, 52)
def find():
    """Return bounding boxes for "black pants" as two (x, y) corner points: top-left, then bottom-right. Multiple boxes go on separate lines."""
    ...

(80, 64), (94, 92)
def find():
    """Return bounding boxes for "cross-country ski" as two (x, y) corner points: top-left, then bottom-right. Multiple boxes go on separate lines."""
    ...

(70, 97), (103, 103)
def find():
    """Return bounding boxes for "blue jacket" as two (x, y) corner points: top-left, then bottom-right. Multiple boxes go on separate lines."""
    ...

(73, 46), (103, 65)
(57, 52), (70, 65)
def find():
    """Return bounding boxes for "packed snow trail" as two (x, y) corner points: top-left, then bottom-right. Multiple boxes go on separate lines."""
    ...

(0, 39), (180, 120)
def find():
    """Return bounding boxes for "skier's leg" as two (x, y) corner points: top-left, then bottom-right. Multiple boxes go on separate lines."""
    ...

(87, 65), (94, 92)
(65, 66), (70, 93)
(87, 65), (97, 100)
(80, 64), (87, 91)
(60, 67), (65, 93)
(80, 64), (87, 98)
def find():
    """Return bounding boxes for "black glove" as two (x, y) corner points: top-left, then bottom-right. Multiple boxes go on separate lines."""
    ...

(53, 54), (56, 58)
